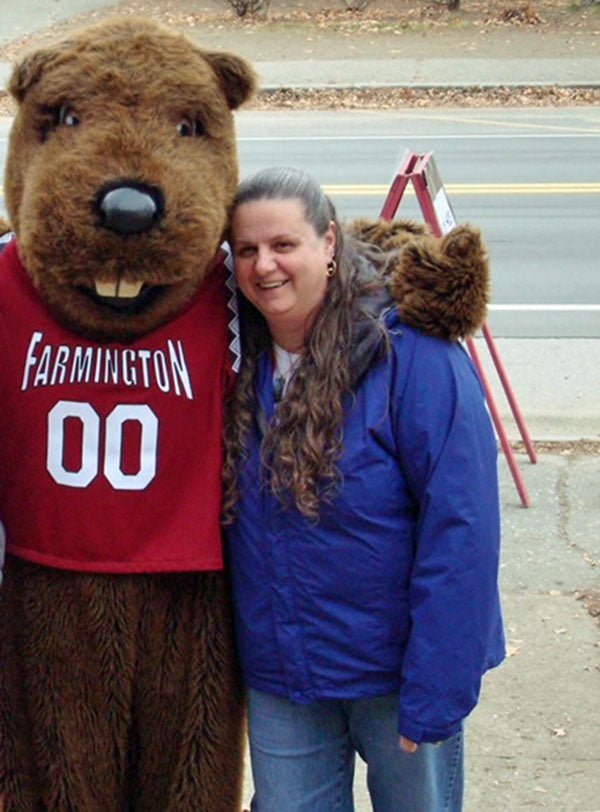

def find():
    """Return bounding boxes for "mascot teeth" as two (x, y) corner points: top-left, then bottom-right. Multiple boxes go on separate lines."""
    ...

(94, 279), (144, 298)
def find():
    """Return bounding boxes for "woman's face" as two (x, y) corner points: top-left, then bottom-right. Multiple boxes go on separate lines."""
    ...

(230, 198), (336, 350)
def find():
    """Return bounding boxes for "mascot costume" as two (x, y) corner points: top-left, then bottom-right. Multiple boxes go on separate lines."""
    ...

(0, 17), (489, 811)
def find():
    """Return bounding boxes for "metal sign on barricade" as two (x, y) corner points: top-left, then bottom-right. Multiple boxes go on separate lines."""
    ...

(381, 150), (536, 508)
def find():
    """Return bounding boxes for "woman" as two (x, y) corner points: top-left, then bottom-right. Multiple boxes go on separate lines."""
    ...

(223, 167), (504, 812)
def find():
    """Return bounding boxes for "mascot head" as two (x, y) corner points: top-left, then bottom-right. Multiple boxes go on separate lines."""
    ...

(5, 17), (257, 342)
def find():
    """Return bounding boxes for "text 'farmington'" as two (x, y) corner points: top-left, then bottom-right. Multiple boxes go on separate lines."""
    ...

(21, 332), (194, 399)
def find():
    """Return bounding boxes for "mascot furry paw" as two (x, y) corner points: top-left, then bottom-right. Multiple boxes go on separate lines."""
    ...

(348, 217), (488, 341)
(0, 16), (488, 812)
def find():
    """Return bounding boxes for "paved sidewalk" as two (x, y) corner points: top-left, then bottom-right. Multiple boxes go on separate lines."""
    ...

(251, 57), (600, 91)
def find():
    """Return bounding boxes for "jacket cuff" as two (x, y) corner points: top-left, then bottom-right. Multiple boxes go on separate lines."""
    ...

(398, 714), (463, 745)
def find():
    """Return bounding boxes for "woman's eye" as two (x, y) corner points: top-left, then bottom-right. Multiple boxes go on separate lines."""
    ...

(177, 117), (205, 138)
(58, 106), (80, 127)
(236, 246), (255, 258)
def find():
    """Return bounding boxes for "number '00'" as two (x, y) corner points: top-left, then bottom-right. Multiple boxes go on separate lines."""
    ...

(47, 401), (158, 490)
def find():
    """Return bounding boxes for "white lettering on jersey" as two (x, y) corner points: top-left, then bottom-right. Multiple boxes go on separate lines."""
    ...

(50, 346), (70, 386)
(72, 346), (94, 384)
(169, 340), (193, 399)
(21, 333), (194, 400)
(47, 400), (159, 491)
(104, 404), (158, 490)
(21, 331), (43, 390)
(153, 351), (169, 393)
(33, 345), (52, 387)
(47, 401), (100, 488)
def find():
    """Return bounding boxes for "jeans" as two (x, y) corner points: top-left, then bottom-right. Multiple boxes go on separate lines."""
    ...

(248, 689), (464, 812)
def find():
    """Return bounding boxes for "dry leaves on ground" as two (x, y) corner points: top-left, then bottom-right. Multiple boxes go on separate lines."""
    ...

(247, 85), (600, 110)
(577, 590), (600, 630)
(0, 84), (598, 117)
(511, 439), (600, 456)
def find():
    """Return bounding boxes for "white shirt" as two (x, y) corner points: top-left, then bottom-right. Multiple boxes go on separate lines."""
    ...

(272, 342), (302, 402)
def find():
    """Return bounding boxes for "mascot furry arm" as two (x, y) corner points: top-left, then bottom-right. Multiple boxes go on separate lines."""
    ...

(348, 217), (488, 341)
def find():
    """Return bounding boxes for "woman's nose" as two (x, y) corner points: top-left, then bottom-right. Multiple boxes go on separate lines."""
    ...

(254, 248), (276, 274)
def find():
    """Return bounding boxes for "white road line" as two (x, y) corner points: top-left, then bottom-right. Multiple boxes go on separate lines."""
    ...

(489, 304), (600, 311)
(321, 183), (600, 195)
(2, 134), (599, 143)
(3, 183), (598, 200)
(238, 133), (600, 142)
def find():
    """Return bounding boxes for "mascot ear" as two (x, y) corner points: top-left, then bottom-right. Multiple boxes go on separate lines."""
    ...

(10, 42), (258, 110)
(349, 218), (489, 341)
(203, 50), (258, 110)
(8, 46), (65, 102)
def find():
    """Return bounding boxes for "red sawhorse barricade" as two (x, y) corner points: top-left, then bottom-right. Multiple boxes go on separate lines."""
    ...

(380, 150), (536, 507)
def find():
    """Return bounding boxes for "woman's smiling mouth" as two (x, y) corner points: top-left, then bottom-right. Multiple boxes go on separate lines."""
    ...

(258, 280), (288, 289)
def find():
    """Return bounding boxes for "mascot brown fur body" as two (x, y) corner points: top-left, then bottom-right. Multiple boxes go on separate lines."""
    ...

(0, 18), (256, 811)
(0, 16), (488, 812)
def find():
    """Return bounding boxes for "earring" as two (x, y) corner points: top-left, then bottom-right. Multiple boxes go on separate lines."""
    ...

(326, 258), (337, 278)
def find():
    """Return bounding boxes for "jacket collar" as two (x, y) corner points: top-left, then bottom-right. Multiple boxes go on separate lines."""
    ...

(349, 287), (397, 388)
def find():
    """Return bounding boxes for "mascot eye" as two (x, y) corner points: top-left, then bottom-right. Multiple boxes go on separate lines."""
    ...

(58, 106), (80, 127)
(177, 117), (205, 138)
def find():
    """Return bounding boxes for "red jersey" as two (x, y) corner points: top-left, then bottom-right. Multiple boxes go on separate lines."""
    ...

(0, 239), (232, 573)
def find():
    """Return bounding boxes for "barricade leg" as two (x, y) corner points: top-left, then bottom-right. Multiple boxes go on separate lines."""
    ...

(380, 149), (535, 505)
(480, 323), (537, 464)
(466, 337), (531, 507)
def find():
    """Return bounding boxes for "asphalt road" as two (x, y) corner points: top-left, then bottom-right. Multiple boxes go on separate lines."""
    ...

(235, 108), (600, 339)
(2, 107), (600, 338)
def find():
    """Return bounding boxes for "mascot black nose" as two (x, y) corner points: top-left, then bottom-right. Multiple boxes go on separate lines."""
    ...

(97, 184), (164, 235)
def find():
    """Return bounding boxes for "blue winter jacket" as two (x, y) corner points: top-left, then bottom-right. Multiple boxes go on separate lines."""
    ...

(225, 304), (505, 744)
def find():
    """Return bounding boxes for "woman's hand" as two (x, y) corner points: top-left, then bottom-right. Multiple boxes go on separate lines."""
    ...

(399, 736), (418, 754)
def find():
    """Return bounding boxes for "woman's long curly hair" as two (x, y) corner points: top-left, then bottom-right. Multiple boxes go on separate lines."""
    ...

(222, 167), (389, 523)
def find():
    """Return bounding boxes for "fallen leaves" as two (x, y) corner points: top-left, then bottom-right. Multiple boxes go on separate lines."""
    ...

(511, 439), (600, 456)
(1, 79), (595, 119)
(497, 3), (544, 26)
(506, 639), (523, 657)
(247, 85), (600, 110)
(577, 589), (600, 626)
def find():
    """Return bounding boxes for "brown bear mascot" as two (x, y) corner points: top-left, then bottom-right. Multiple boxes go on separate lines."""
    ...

(0, 16), (488, 812)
